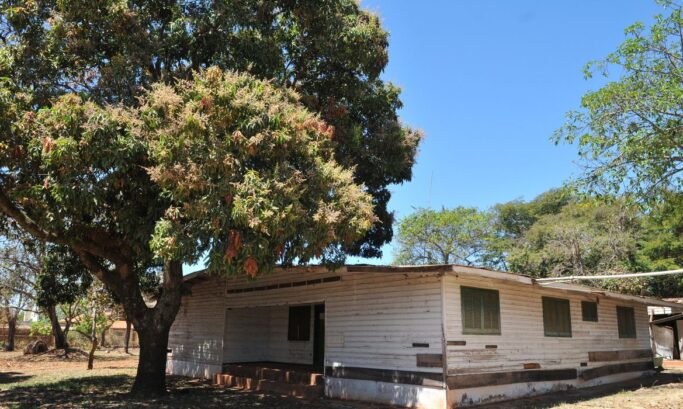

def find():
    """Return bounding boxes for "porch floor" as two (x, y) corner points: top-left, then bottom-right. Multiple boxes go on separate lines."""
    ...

(214, 362), (325, 399)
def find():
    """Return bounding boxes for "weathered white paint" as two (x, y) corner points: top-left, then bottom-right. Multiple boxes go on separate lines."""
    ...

(678, 321), (683, 354)
(326, 377), (447, 409)
(652, 324), (676, 359)
(443, 273), (654, 407)
(169, 265), (661, 408)
(220, 268), (445, 373)
(166, 358), (222, 379)
(223, 305), (314, 364)
(167, 277), (226, 378)
(444, 274), (651, 374)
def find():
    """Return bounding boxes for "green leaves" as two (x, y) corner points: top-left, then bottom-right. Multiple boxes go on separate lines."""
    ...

(393, 207), (502, 268)
(556, 2), (683, 202)
(142, 69), (376, 275)
(0, 0), (420, 258)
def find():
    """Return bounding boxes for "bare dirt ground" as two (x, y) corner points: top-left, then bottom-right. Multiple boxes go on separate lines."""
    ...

(1, 350), (682, 409)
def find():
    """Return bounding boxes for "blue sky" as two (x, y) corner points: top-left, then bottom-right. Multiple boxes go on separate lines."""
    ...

(187, 1), (665, 273)
(345, 0), (664, 265)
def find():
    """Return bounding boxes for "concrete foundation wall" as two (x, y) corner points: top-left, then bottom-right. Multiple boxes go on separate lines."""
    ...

(448, 370), (653, 407)
(326, 377), (447, 409)
(166, 358), (222, 379)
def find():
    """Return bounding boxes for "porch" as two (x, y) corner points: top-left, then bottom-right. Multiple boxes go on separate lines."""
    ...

(216, 302), (326, 398)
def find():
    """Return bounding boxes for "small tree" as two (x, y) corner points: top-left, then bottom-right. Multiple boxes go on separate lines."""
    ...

(0, 227), (37, 351)
(37, 245), (93, 350)
(72, 283), (118, 369)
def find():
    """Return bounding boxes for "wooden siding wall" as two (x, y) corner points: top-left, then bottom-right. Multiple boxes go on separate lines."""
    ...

(221, 269), (444, 373)
(223, 305), (313, 364)
(443, 274), (651, 375)
(168, 278), (226, 368)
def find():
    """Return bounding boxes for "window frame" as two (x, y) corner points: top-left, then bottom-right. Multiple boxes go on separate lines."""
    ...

(542, 296), (573, 338)
(287, 305), (312, 341)
(460, 286), (502, 335)
(616, 306), (637, 339)
(581, 301), (599, 322)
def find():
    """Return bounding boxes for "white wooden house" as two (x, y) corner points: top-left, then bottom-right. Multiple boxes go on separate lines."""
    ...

(167, 264), (682, 408)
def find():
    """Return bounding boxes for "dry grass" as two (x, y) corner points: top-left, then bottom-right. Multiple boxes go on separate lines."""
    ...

(1, 350), (682, 408)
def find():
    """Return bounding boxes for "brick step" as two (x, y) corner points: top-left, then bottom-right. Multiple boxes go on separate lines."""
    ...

(221, 365), (323, 385)
(213, 374), (324, 399)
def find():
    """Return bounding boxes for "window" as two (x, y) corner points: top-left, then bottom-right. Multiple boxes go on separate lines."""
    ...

(288, 305), (311, 341)
(617, 306), (637, 338)
(461, 286), (501, 335)
(542, 297), (572, 337)
(581, 301), (598, 322)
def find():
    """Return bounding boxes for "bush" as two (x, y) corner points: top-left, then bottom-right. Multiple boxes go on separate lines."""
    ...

(29, 320), (52, 337)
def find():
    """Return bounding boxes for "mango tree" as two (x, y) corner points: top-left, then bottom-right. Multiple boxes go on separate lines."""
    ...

(0, 0), (419, 395)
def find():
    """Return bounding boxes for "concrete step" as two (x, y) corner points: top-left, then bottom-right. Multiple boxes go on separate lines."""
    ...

(221, 364), (324, 385)
(213, 374), (324, 399)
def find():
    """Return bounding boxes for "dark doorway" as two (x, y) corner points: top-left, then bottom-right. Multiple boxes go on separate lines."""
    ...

(313, 304), (325, 368)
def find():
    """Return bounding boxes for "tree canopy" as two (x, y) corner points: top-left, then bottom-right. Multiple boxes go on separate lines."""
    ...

(554, 0), (683, 202)
(393, 207), (503, 268)
(0, 0), (420, 257)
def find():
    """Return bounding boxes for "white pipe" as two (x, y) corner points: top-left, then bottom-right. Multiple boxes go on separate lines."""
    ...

(535, 269), (683, 283)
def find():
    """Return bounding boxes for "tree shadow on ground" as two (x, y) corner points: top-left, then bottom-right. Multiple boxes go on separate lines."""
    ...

(0, 375), (389, 409)
(475, 370), (683, 408)
(0, 372), (32, 385)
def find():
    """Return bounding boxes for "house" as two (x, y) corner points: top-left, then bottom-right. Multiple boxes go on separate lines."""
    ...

(167, 264), (683, 408)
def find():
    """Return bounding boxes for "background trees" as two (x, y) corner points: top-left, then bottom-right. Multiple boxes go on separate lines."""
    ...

(393, 188), (683, 297)
(394, 207), (503, 268)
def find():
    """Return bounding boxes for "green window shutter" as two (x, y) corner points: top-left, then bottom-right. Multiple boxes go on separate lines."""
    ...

(542, 297), (572, 337)
(461, 286), (501, 335)
(617, 306), (637, 339)
(581, 301), (598, 322)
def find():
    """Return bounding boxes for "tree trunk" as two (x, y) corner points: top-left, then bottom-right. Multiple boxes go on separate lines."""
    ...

(124, 320), (132, 354)
(5, 316), (17, 352)
(46, 305), (68, 350)
(74, 256), (183, 397)
(87, 302), (97, 370)
(100, 327), (107, 348)
(87, 336), (97, 370)
(131, 322), (172, 396)
(127, 260), (183, 397)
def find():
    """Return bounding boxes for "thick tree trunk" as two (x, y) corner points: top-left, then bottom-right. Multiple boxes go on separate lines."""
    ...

(126, 260), (183, 397)
(124, 320), (132, 354)
(131, 323), (172, 396)
(74, 254), (183, 397)
(100, 327), (107, 348)
(5, 316), (17, 352)
(46, 305), (68, 350)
